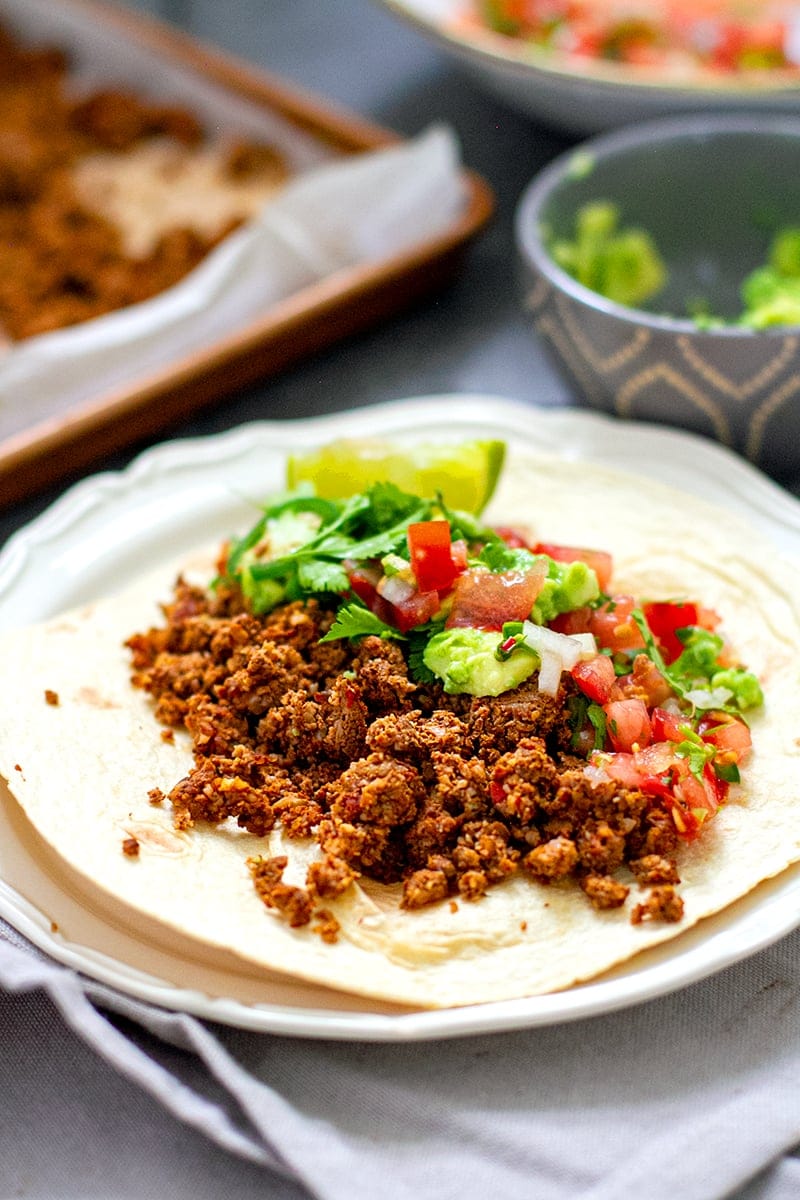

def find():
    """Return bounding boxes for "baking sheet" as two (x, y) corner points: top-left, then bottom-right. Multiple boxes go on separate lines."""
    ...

(0, 0), (492, 505)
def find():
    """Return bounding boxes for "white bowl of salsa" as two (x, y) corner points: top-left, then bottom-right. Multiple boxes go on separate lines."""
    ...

(377, 0), (800, 132)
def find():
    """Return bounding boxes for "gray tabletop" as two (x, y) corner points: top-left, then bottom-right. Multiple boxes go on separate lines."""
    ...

(3, 4), (799, 1199)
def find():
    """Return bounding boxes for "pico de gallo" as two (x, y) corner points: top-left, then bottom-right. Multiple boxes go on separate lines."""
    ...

(221, 477), (763, 850)
(471, 1), (800, 75)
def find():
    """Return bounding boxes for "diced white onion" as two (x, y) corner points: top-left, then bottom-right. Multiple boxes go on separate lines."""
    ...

(537, 650), (563, 696)
(583, 762), (610, 786)
(684, 686), (733, 710)
(377, 574), (415, 605)
(570, 633), (599, 660)
(521, 621), (595, 696)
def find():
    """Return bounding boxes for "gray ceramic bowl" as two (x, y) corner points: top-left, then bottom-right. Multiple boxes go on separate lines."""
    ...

(516, 114), (800, 481)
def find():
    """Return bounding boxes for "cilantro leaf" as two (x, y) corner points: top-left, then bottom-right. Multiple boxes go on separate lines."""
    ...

(319, 603), (405, 644)
(226, 492), (342, 574)
(407, 640), (436, 684)
(478, 542), (540, 573)
(675, 736), (714, 779)
(317, 502), (432, 562)
(631, 608), (670, 678)
(714, 761), (741, 784)
(587, 703), (607, 751)
(671, 628), (725, 680)
(567, 695), (589, 749)
(364, 481), (423, 529)
(296, 559), (350, 595)
(632, 609), (763, 716)
(406, 619), (446, 683)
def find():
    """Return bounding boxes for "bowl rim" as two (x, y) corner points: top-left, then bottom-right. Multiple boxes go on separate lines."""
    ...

(515, 112), (800, 336)
(377, 0), (800, 99)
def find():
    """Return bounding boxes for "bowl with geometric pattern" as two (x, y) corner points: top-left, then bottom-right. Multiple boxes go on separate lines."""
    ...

(516, 114), (800, 482)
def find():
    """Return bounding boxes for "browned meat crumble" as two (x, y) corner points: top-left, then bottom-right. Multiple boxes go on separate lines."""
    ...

(127, 576), (685, 939)
(0, 23), (288, 339)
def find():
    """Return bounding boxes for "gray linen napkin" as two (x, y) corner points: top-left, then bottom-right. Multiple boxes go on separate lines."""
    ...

(3, 915), (800, 1200)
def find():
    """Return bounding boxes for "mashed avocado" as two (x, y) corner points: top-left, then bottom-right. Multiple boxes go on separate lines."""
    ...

(550, 203), (800, 329)
(531, 558), (600, 624)
(549, 201), (667, 308)
(423, 627), (537, 696)
(738, 227), (800, 329)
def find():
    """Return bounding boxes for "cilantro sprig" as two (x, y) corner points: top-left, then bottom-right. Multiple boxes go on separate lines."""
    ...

(319, 603), (403, 644)
(630, 608), (762, 715)
(225, 482), (435, 614)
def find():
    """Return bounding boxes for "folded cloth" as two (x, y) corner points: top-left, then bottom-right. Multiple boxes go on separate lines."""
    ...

(3, 913), (800, 1200)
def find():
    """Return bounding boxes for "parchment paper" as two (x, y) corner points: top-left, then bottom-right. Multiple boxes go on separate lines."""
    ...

(0, 0), (466, 439)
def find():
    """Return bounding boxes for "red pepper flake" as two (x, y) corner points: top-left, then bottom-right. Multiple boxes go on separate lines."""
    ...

(44, 689), (59, 706)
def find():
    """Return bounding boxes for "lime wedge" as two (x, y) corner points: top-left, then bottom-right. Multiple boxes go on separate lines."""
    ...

(286, 438), (506, 514)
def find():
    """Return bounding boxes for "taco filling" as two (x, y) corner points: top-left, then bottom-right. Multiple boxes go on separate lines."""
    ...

(126, 474), (763, 943)
(0, 445), (796, 1010)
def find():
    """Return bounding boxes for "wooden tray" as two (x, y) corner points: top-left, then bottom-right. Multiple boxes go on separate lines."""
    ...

(0, 0), (493, 508)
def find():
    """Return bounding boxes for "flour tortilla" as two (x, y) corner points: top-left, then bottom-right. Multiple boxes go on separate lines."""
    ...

(0, 450), (799, 1009)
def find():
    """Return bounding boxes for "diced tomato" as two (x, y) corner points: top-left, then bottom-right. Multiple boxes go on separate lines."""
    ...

(597, 738), (720, 843)
(450, 538), (468, 573)
(612, 655), (673, 707)
(569, 27), (604, 59)
(593, 750), (642, 789)
(698, 712), (753, 764)
(348, 563), (382, 606)
(711, 21), (785, 71)
(675, 768), (714, 814)
(408, 521), (460, 593)
(708, 23), (748, 70)
(635, 740), (680, 778)
(621, 40), (663, 67)
(493, 525), (532, 550)
(642, 601), (699, 663)
(349, 561), (439, 633)
(589, 595), (645, 654)
(446, 563), (547, 630)
(532, 542), (613, 592)
(696, 606), (721, 631)
(638, 772), (677, 803)
(632, 655), (673, 706)
(571, 654), (616, 704)
(604, 698), (652, 753)
(650, 707), (685, 743)
(550, 606), (592, 636)
(387, 588), (440, 633)
(702, 762), (729, 811)
(666, 783), (704, 840)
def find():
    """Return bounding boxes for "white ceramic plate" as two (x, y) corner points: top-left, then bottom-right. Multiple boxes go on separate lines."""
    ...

(377, 0), (800, 132)
(2, 395), (800, 1042)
